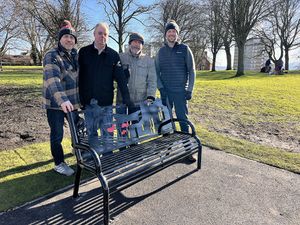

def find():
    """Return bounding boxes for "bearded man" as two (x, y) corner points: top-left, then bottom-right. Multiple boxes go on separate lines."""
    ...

(117, 32), (157, 113)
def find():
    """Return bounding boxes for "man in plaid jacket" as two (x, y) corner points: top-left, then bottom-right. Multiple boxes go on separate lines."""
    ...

(42, 20), (80, 176)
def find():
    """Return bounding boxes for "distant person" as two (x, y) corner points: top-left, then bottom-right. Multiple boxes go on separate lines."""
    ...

(42, 20), (80, 176)
(274, 59), (284, 75)
(265, 58), (271, 73)
(155, 20), (196, 162)
(117, 32), (157, 113)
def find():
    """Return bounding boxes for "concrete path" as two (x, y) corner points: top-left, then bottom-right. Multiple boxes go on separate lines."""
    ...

(1, 147), (299, 225)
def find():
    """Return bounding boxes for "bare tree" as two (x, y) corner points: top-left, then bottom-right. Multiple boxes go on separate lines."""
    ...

(0, 1), (19, 57)
(188, 31), (210, 70)
(218, 0), (234, 70)
(272, 0), (300, 70)
(20, 0), (87, 47)
(149, 0), (209, 68)
(149, 0), (200, 43)
(206, 0), (224, 71)
(22, 15), (53, 65)
(99, 0), (154, 53)
(227, 0), (269, 76)
(255, 20), (284, 64)
(222, 28), (234, 70)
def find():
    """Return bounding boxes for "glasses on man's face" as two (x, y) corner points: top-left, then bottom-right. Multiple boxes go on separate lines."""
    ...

(97, 32), (108, 37)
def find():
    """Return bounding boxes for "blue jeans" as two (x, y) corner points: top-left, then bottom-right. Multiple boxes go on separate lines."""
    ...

(166, 91), (189, 132)
(46, 109), (66, 165)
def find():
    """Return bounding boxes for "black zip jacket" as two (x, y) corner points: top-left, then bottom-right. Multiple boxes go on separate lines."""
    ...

(79, 43), (131, 107)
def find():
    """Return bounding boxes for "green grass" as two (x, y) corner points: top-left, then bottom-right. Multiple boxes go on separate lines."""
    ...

(194, 70), (300, 121)
(0, 140), (79, 211)
(0, 67), (299, 212)
(190, 69), (300, 173)
(197, 125), (300, 173)
(0, 66), (42, 87)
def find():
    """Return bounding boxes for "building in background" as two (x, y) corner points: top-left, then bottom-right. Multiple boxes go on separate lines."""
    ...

(0, 54), (33, 66)
(233, 38), (268, 71)
(197, 51), (211, 70)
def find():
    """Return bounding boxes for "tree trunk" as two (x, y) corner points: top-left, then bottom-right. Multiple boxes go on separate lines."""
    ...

(30, 45), (38, 65)
(225, 44), (232, 70)
(118, 28), (123, 53)
(236, 43), (245, 76)
(38, 52), (43, 66)
(284, 48), (289, 71)
(118, 39), (123, 53)
(211, 52), (217, 71)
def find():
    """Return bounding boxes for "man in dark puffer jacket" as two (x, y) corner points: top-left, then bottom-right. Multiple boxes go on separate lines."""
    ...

(155, 20), (196, 162)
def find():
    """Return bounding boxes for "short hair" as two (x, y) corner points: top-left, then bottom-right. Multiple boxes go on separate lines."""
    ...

(94, 22), (109, 34)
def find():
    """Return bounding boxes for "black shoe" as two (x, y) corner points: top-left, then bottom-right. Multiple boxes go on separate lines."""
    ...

(187, 155), (196, 163)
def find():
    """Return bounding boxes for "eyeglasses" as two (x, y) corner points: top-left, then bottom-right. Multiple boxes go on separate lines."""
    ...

(97, 32), (108, 36)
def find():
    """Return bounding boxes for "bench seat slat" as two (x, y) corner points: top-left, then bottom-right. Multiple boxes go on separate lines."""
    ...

(80, 133), (198, 182)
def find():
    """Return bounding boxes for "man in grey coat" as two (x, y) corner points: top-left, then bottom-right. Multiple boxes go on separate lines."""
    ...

(117, 33), (157, 113)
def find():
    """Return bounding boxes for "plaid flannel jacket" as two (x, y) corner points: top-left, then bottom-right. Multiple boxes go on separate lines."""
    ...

(42, 46), (80, 110)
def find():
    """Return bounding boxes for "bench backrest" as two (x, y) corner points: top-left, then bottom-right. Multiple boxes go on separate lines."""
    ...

(68, 99), (173, 155)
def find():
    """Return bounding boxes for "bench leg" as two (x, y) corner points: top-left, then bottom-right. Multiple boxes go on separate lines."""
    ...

(98, 175), (110, 225)
(103, 188), (110, 225)
(197, 144), (202, 170)
(73, 164), (82, 198)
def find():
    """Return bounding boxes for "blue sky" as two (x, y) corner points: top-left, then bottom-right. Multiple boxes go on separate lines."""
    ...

(82, 0), (155, 50)
(82, 0), (232, 68)
(8, 0), (299, 69)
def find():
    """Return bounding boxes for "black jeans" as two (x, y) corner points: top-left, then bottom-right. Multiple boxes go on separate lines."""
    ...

(46, 109), (66, 165)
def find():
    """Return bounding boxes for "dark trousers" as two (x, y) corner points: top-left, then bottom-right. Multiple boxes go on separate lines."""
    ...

(46, 109), (65, 165)
(166, 91), (189, 132)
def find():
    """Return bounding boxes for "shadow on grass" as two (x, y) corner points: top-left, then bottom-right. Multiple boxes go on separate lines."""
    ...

(0, 165), (198, 225)
(0, 70), (42, 75)
(0, 153), (73, 179)
(197, 71), (277, 81)
(197, 70), (235, 81)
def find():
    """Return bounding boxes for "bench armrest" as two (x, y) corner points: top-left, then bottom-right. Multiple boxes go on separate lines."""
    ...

(158, 118), (196, 136)
(73, 143), (103, 174)
(66, 112), (103, 174)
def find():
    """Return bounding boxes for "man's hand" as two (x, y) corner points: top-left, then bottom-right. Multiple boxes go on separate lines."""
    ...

(145, 96), (155, 105)
(61, 101), (74, 113)
(185, 91), (192, 100)
(123, 98), (134, 108)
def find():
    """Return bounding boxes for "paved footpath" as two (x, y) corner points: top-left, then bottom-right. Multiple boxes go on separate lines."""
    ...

(1, 147), (300, 225)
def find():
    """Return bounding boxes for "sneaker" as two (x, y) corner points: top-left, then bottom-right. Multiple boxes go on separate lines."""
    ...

(186, 155), (197, 163)
(54, 162), (74, 176)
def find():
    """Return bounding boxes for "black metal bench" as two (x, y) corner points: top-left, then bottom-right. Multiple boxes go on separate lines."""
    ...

(67, 99), (202, 225)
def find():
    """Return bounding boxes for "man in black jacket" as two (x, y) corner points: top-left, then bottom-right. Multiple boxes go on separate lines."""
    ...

(79, 23), (132, 150)
(79, 22), (131, 108)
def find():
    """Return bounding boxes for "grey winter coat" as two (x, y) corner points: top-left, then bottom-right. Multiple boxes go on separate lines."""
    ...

(117, 51), (157, 105)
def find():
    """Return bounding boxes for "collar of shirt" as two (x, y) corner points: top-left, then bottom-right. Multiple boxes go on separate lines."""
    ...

(165, 41), (180, 49)
(58, 43), (76, 57)
(94, 43), (106, 55)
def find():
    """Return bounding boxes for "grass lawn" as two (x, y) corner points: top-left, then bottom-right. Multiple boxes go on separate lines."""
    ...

(0, 140), (80, 212)
(0, 66), (299, 212)
(190, 70), (300, 173)
(0, 66), (42, 87)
